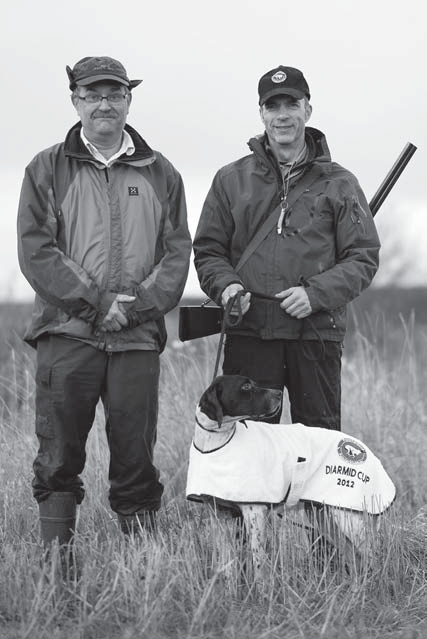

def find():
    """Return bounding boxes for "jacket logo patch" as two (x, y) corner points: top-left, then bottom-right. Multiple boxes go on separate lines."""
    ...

(337, 438), (367, 464)
(128, 186), (139, 196)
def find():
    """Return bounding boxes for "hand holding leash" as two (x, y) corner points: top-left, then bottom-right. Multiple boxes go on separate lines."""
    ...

(221, 283), (251, 316)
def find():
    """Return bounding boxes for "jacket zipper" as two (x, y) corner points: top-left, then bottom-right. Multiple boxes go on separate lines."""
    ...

(349, 198), (367, 236)
(104, 167), (117, 292)
(277, 170), (293, 235)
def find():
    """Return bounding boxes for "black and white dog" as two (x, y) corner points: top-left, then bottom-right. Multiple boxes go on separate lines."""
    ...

(186, 375), (395, 582)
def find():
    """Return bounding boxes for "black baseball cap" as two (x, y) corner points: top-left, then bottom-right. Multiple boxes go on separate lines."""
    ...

(258, 65), (310, 105)
(66, 56), (142, 90)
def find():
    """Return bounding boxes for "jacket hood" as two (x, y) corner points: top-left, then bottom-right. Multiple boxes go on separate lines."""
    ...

(63, 121), (155, 163)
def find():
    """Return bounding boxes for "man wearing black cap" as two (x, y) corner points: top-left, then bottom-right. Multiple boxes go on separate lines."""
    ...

(193, 65), (380, 430)
(17, 57), (191, 546)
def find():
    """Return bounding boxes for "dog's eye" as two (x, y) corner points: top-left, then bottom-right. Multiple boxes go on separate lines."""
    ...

(241, 382), (252, 392)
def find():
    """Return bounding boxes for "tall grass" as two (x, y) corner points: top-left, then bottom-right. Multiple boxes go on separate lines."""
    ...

(0, 307), (426, 639)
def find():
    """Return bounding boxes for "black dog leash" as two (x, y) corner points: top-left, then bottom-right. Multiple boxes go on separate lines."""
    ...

(212, 291), (247, 381)
(211, 289), (326, 381)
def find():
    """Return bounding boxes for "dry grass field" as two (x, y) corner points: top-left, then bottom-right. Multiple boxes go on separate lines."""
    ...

(0, 290), (426, 639)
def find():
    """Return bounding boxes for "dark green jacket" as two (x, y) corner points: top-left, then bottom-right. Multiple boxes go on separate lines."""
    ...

(193, 127), (380, 341)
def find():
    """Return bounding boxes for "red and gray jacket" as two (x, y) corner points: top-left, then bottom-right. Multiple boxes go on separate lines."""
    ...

(18, 122), (191, 351)
(193, 127), (380, 341)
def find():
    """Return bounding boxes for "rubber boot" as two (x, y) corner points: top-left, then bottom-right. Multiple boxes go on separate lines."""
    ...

(38, 491), (77, 546)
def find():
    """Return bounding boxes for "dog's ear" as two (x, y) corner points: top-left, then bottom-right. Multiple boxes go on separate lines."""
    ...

(199, 381), (223, 426)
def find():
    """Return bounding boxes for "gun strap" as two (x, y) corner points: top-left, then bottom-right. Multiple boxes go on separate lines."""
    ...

(234, 164), (323, 275)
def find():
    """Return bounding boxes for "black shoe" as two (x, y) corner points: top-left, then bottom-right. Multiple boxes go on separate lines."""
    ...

(118, 511), (157, 537)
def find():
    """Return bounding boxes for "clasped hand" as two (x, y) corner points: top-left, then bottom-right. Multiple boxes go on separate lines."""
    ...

(99, 294), (136, 332)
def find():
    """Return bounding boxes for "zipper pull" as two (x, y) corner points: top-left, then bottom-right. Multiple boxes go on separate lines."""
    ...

(277, 201), (288, 235)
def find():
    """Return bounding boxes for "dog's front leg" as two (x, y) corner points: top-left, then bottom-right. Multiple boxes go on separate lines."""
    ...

(240, 504), (269, 588)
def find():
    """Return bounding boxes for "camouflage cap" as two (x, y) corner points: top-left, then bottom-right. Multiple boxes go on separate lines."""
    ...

(66, 56), (142, 90)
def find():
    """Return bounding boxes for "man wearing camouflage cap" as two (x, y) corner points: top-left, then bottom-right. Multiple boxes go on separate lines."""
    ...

(17, 57), (191, 546)
(194, 65), (380, 431)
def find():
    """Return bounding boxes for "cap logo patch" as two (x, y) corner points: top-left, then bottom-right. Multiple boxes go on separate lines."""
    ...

(271, 71), (287, 84)
(93, 62), (117, 71)
(337, 438), (367, 464)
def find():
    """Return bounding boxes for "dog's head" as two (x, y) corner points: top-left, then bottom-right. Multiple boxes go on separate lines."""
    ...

(197, 375), (282, 428)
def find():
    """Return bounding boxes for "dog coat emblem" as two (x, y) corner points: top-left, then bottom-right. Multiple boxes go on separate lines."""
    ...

(337, 438), (367, 464)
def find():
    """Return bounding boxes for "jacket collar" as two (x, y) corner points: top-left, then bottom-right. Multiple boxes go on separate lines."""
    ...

(248, 126), (332, 173)
(64, 121), (155, 165)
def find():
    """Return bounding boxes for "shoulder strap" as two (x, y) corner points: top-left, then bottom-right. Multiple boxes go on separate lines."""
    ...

(234, 164), (323, 274)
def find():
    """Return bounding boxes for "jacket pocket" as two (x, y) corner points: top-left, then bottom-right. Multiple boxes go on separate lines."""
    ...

(309, 306), (346, 332)
(309, 310), (337, 330)
(349, 196), (368, 238)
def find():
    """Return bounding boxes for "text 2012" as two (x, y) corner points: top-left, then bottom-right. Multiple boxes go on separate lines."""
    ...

(337, 478), (355, 488)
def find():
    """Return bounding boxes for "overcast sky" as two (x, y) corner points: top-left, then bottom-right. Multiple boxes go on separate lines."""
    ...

(2, 0), (426, 299)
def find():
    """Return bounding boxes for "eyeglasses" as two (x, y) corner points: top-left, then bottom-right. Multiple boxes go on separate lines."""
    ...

(77, 93), (128, 104)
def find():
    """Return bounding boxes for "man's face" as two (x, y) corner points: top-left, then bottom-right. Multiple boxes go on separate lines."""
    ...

(72, 81), (132, 142)
(260, 95), (312, 154)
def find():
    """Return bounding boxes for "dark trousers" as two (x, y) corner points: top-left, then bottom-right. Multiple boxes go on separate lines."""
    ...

(223, 335), (342, 430)
(33, 335), (163, 514)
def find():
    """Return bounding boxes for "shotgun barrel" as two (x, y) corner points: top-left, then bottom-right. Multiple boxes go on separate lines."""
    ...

(369, 142), (417, 217)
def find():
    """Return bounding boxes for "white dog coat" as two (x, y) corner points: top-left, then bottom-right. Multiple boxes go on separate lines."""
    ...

(186, 421), (395, 514)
